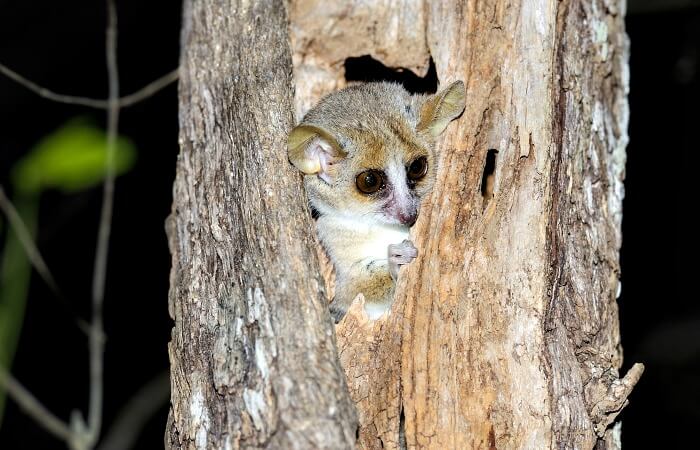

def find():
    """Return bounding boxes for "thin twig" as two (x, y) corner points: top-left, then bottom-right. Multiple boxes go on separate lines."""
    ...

(0, 367), (72, 442)
(0, 185), (92, 335)
(86, 0), (120, 444)
(97, 371), (170, 450)
(0, 63), (178, 109)
(0, 186), (60, 297)
(117, 69), (179, 107)
(0, 63), (108, 108)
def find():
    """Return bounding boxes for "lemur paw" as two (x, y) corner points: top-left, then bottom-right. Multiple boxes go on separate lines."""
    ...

(388, 239), (418, 281)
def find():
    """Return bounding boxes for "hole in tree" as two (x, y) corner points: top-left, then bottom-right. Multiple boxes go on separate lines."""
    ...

(344, 55), (439, 94)
(398, 406), (407, 450)
(480, 149), (498, 200)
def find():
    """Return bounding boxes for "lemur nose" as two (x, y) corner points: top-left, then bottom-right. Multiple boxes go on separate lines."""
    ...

(399, 210), (417, 226)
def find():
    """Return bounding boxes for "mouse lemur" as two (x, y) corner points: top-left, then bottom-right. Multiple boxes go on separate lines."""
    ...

(288, 81), (466, 322)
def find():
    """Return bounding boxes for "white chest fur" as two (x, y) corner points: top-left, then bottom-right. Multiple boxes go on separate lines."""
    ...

(358, 222), (409, 261)
(317, 216), (409, 266)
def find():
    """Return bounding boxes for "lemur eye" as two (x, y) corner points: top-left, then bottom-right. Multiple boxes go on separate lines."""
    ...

(355, 170), (385, 194)
(407, 156), (428, 181)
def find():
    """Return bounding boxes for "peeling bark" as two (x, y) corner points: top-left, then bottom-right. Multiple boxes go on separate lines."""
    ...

(166, 1), (356, 448)
(291, 0), (642, 448)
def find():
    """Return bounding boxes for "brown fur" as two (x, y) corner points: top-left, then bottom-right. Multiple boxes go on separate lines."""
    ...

(288, 81), (465, 321)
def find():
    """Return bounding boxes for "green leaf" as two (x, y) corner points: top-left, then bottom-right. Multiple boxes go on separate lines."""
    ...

(0, 195), (38, 426)
(10, 118), (136, 195)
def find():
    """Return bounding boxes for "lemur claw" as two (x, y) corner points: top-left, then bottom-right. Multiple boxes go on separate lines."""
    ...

(388, 239), (418, 281)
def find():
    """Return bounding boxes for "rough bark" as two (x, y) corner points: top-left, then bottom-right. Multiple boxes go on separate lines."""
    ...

(291, 0), (642, 449)
(165, 1), (356, 449)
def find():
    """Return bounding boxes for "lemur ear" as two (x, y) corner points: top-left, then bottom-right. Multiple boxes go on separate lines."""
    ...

(288, 124), (346, 179)
(417, 81), (466, 137)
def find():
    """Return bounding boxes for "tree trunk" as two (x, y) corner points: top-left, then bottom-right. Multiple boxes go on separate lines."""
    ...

(168, 0), (643, 448)
(291, 0), (642, 449)
(165, 1), (356, 448)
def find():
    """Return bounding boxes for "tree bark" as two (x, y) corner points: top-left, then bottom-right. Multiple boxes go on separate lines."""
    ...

(291, 0), (642, 449)
(165, 1), (356, 449)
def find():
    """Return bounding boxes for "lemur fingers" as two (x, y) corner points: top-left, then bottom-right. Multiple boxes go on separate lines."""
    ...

(388, 239), (418, 281)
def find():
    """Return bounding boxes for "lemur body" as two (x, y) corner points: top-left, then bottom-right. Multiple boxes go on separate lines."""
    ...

(316, 215), (409, 320)
(288, 81), (465, 322)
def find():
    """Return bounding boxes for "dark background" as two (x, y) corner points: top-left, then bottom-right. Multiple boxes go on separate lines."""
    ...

(0, 1), (697, 448)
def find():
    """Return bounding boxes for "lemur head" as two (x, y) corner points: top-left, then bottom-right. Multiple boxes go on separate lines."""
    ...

(288, 81), (465, 227)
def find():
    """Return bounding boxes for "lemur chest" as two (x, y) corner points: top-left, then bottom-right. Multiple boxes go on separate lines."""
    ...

(317, 217), (409, 266)
(357, 224), (409, 261)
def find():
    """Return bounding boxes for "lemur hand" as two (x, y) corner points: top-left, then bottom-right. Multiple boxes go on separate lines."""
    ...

(388, 240), (418, 281)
